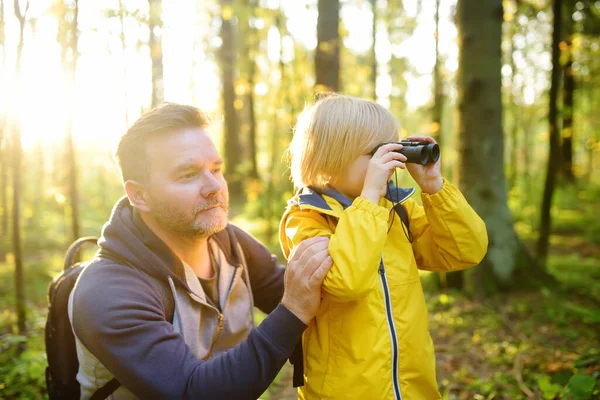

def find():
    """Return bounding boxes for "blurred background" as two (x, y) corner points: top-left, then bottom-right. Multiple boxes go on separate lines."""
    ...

(0, 0), (599, 398)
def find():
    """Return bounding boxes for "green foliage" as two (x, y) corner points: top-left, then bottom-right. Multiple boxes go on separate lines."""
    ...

(562, 374), (597, 400)
(0, 310), (48, 399)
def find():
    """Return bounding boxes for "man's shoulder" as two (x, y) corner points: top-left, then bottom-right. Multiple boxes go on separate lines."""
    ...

(75, 258), (159, 310)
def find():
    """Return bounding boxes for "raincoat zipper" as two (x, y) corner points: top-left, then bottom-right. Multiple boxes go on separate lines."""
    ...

(378, 258), (402, 400)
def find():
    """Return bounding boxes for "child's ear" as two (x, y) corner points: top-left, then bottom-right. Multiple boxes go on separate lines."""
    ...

(124, 180), (151, 212)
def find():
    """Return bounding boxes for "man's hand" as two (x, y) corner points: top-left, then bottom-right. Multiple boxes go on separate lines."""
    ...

(405, 135), (443, 195)
(281, 236), (333, 325)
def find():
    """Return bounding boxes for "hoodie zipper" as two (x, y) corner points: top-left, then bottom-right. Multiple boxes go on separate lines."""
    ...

(378, 257), (402, 400)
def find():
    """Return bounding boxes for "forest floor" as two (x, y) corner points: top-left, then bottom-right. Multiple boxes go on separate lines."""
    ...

(0, 185), (599, 399)
(262, 241), (600, 400)
(261, 186), (600, 400)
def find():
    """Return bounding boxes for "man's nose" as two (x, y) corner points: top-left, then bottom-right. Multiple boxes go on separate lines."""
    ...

(200, 171), (223, 197)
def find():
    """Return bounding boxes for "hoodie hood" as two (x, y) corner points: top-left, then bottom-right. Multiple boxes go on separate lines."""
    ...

(96, 196), (189, 289)
(97, 197), (249, 292)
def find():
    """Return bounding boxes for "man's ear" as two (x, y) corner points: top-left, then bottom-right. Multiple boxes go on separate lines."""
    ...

(124, 180), (151, 213)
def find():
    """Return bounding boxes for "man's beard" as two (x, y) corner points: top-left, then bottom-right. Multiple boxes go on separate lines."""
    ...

(150, 196), (229, 238)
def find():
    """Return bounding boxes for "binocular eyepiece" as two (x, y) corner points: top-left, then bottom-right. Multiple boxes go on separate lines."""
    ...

(370, 140), (440, 165)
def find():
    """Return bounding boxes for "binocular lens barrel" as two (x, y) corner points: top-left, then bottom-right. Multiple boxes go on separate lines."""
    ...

(370, 141), (441, 165)
(397, 143), (440, 165)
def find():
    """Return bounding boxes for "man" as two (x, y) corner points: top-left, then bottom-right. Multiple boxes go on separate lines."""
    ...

(68, 104), (332, 399)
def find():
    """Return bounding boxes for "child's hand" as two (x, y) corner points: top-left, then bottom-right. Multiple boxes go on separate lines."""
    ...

(404, 135), (443, 194)
(361, 143), (407, 204)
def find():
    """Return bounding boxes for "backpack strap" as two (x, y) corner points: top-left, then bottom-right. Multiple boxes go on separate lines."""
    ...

(64, 237), (99, 271)
(90, 378), (120, 400)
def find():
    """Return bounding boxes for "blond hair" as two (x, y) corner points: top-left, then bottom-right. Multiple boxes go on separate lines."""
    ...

(288, 93), (400, 188)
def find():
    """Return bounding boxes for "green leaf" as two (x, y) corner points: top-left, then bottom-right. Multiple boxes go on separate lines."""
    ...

(538, 375), (563, 400)
(561, 374), (596, 400)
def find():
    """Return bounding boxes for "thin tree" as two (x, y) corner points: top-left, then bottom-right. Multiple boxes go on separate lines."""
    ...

(431, 0), (444, 148)
(119, 0), (130, 127)
(456, 0), (550, 295)
(64, 0), (81, 242)
(370, 0), (377, 100)
(537, 0), (563, 266)
(242, 0), (258, 180)
(507, 0), (519, 190)
(219, 0), (243, 200)
(12, 0), (29, 336)
(315, 0), (340, 92)
(561, 1), (575, 181)
(149, 0), (163, 108)
(0, 0), (8, 241)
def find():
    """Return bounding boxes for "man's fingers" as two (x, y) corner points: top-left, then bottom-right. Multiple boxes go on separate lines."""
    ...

(288, 236), (328, 261)
(309, 255), (333, 285)
(289, 236), (330, 270)
(301, 248), (330, 276)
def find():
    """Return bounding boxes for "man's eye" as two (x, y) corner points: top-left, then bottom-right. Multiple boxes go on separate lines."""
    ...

(180, 172), (197, 180)
(211, 168), (222, 174)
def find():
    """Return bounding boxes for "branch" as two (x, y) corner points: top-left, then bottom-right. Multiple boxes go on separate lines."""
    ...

(513, 351), (535, 398)
(13, 0), (29, 24)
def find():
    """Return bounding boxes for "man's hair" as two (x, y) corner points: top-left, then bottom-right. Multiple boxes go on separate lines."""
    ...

(115, 103), (211, 183)
(287, 93), (400, 188)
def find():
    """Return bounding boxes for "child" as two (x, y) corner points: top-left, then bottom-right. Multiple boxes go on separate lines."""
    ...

(279, 93), (488, 400)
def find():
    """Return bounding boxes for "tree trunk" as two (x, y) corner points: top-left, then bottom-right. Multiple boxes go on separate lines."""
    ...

(149, 0), (164, 108)
(265, 9), (289, 246)
(561, 4), (575, 181)
(536, 0), (563, 266)
(370, 0), (377, 100)
(315, 0), (340, 92)
(247, 62), (258, 180)
(244, 0), (258, 180)
(456, 0), (548, 296)
(432, 0), (443, 148)
(0, 142), (7, 242)
(12, 0), (29, 336)
(66, 0), (81, 242)
(507, 0), (519, 190)
(219, 0), (243, 200)
(30, 140), (44, 226)
(119, 0), (129, 127)
(0, 0), (7, 240)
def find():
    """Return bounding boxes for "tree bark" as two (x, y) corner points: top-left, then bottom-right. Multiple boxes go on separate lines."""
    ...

(507, 0), (519, 190)
(432, 0), (444, 148)
(149, 0), (164, 108)
(12, 0), (29, 336)
(219, 0), (243, 200)
(247, 60), (258, 180)
(456, 0), (548, 296)
(0, 0), (7, 240)
(0, 141), (7, 242)
(536, 0), (563, 266)
(244, 0), (258, 180)
(65, 0), (81, 242)
(561, 3), (575, 181)
(370, 0), (377, 100)
(119, 0), (130, 127)
(315, 0), (340, 92)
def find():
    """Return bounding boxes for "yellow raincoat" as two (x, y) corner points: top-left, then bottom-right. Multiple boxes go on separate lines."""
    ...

(279, 180), (488, 400)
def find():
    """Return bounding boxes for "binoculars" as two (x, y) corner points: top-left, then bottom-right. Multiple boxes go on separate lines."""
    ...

(370, 140), (440, 165)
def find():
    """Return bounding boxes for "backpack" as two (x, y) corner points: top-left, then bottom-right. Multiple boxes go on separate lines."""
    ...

(45, 237), (120, 400)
